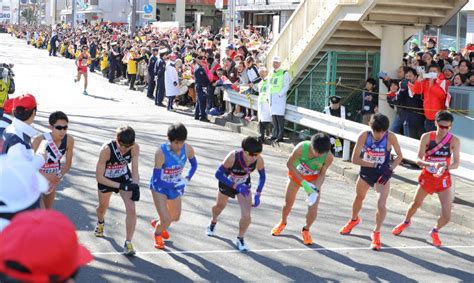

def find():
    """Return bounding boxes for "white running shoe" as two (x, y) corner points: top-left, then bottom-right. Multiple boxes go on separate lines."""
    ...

(123, 240), (136, 256)
(206, 223), (216, 236)
(235, 237), (248, 251)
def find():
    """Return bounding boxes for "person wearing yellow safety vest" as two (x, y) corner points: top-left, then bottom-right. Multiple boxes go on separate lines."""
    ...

(323, 95), (347, 157)
(257, 67), (272, 142)
(268, 56), (290, 142)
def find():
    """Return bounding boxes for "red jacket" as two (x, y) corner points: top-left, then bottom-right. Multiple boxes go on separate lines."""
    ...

(413, 73), (449, 121)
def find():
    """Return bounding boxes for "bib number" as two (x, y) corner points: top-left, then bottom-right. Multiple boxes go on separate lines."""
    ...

(105, 164), (128, 179)
(296, 162), (319, 176)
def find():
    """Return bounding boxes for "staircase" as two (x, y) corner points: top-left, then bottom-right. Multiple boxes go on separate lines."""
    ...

(267, 0), (468, 119)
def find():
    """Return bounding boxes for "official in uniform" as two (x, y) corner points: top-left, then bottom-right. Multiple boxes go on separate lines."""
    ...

(194, 56), (211, 122)
(154, 49), (167, 106)
(146, 47), (159, 99)
(323, 95), (348, 157)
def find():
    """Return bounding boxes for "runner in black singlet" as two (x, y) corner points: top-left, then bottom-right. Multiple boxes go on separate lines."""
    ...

(95, 126), (140, 256)
(207, 136), (266, 251)
(32, 111), (74, 209)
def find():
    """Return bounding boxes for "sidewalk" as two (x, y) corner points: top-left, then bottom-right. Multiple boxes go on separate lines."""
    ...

(210, 114), (474, 230)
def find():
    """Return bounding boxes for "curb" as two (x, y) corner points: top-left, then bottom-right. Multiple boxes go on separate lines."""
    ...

(209, 115), (473, 230)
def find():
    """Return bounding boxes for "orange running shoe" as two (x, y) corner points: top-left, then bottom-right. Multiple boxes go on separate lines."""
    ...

(154, 234), (165, 249)
(339, 217), (362, 235)
(150, 219), (170, 239)
(430, 230), (442, 247)
(271, 222), (286, 236)
(392, 221), (410, 236)
(302, 229), (313, 245)
(371, 231), (381, 251)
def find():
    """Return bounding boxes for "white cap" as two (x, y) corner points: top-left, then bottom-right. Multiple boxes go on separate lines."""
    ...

(159, 48), (169, 54)
(0, 149), (48, 214)
(272, 56), (282, 62)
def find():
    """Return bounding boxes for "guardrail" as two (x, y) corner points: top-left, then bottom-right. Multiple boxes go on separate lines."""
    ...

(223, 90), (474, 182)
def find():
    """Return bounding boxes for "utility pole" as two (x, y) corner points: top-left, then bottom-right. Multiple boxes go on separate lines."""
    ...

(229, 0), (236, 42)
(130, 0), (137, 36)
(18, 0), (21, 25)
(71, 0), (76, 28)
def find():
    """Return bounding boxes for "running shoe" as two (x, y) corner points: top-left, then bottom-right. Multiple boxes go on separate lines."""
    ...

(235, 237), (248, 251)
(392, 221), (410, 236)
(123, 241), (136, 256)
(371, 231), (381, 251)
(206, 223), (216, 236)
(154, 234), (165, 249)
(271, 222), (286, 236)
(430, 230), (442, 247)
(339, 217), (362, 235)
(301, 229), (313, 245)
(150, 219), (169, 239)
(94, 222), (104, 237)
(83, 90), (88, 96)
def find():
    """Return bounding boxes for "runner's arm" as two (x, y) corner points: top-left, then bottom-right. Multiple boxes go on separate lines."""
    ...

(130, 143), (140, 185)
(255, 156), (265, 194)
(215, 151), (237, 189)
(351, 132), (376, 168)
(151, 147), (174, 189)
(60, 134), (75, 177)
(416, 133), (435, 168)
(96, 145), (119, 188)
(313, 152), (334, 189)
(286, 142), (305, 183)
(448, 136), (461, 170)
(185, 144), (197, 181)
(388, 132), (403, 170)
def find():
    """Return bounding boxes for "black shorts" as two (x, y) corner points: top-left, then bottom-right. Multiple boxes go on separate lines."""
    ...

(218, 185), (238, 199)
(359, 172), (383, 187)
(98, 183), (120, 194)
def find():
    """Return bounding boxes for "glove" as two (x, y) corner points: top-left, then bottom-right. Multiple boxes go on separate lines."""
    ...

(252, 194), (261, 208)
(376, 164), (393, 185)
(236, 183), (250, 197)
(175, 178), (189, 191)
(306, 191), (319, 206)
(301, 180), (317, 195)
(120, 182), (139, 191)
(131, 185), (140, 201)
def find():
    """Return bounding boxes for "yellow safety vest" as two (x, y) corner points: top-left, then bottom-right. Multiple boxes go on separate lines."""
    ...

(0, 80), (9, 107)
(270, 69), (286, 93)
(259, 78), (269, 103)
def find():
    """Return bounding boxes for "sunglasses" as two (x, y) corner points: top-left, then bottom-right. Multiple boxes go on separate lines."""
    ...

(54, 125), (68, 131)
(438, 125), (451, 129)
(245, 151), (260, 157)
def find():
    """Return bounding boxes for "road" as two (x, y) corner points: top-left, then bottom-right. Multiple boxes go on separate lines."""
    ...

(1, 34), (473, 282)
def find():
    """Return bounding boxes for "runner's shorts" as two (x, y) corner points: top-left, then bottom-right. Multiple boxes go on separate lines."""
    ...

(78, 66), (87, 74)
(288, 171), (319, 186)
(150, 185), (184, 200)
(419, 170), (452, 194)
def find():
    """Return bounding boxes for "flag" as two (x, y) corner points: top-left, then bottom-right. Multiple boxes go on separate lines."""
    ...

(219, 76), (239, 91)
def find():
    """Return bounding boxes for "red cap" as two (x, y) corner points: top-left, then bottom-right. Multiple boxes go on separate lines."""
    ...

(13, 93), (37, 111)
(0, 210), (93, 282)
(2, 98), (14, 114)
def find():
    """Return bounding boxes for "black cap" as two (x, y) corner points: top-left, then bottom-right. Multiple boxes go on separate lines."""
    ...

(330, 95), (341, 104)
(152, 47), (159, 52)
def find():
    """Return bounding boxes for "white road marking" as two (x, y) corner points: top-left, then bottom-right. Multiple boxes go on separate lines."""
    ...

(91, 245), (474, 256)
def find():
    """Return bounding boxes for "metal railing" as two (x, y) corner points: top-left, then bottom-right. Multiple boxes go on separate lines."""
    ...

(223, 90), (474, 182)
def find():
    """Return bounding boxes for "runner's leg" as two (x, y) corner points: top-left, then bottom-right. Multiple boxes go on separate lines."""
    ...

(351, 177), (370, 220)
(151, 190), (171, 234)
(42, 187), (57, 209)
(211, 191), (230, 223)
(280, 179), (300, 224)
(96, 191), (113, 222)
(374, 181), (390, 232)
(304, 178), (324, 230)
(435, 188), (453, 230)
(83, 72), (88, 91)
(167, 197), (182, 223)
(119, 190), (137, 242)
(236, 193), (252, 238)
(403, 186), (429, 222)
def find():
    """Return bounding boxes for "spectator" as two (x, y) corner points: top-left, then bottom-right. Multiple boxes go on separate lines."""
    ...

(443, 64), (455, 83)
(408, 38), (420, 58)
(245, 56), (261, 121)
(453, 73), (466, 86)
(426, 38), (437, 56)
(165, 53), (180, 111)
(466, 72), (474, 87)
(257, 67), (272, 142)
(323, 95), (347, 156)
(458, 59), (471, 78)
(361, 78), (378, 125)
(49, 31), (58, 57)
(268, 56), (290, 142)
(413, 64), (449, 132)
(0, 210), (93, 282)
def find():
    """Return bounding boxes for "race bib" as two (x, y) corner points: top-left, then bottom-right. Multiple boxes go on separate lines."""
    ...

(363, 151), (385, 164)
(40, 162), (60, 175)
(296, 162), (319, 176)
(162, 166), (183, 183)
(228, 173), (248, 185)
(105, 164), (128, 179)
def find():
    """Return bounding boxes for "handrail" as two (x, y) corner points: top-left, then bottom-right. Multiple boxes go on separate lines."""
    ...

(223, 91), (474, 182)
(289, 52), (328, 92)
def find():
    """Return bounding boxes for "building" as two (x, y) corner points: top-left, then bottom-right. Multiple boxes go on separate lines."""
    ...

(0, 0), (12, 24)
(235, 0), (301, 34)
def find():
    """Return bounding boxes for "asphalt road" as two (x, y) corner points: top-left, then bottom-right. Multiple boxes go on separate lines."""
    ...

(1, 34), (473, 282)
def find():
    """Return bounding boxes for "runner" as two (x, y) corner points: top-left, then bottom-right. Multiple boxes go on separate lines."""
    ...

(32, 111), (74, 209)
(271, 133), (333, 245)
(339, 113), (403, 251)
(74, 45), (90, 95)
(392, 110), (460, 247)
(206, 136), (266, 251)
(149, 123), (198, 249)
(95, 126), (140, 256)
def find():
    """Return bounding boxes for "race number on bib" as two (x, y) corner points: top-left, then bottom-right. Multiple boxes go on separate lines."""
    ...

(229, 173), (248, 185)
(162, 167), (183, 183)
(105, 164), (128, 179)
(40, 162), (60, 175)
(363, 151), (385, 164)
(296, 163), (319, 176)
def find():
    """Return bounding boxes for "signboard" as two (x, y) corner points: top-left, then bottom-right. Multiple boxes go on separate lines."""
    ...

(143, 4), (153, 14)
(151, 21), (179, 33)
(142, 13), (153, 20)
(0, 12), (11, 20)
